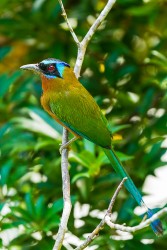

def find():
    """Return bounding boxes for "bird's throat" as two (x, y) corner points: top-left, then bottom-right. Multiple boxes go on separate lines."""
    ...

(41, 74), (66, 92)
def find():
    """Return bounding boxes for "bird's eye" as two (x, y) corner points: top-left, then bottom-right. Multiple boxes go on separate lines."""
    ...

(48, 65), (55, 72)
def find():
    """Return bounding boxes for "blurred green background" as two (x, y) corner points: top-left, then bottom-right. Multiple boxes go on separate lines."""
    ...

(0, 0), (167, 249)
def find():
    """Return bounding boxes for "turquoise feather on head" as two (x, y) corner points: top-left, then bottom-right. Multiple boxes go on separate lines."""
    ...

(38, 58), (70, 79)
(20, 58), (70, 79)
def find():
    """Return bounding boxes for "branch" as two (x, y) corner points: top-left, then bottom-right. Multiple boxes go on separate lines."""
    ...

(53, 0), (117, 249)
(58, 0), (80, 45)
(53, 129), (72, 250)
(59, 0), (116, 78)
(75, 179), (166, 250)
(74, 178), (127, 250)
(107, 177), (127, 213)
(82, 0), (116, 47)
(105, 207), (167, 233)
(75, 0), (116, 78)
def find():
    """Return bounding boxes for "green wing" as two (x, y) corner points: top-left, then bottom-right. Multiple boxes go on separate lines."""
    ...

(49, 85), (111, 148)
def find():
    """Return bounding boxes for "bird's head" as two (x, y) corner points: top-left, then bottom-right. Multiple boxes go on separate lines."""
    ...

(20, 58), (70, 79)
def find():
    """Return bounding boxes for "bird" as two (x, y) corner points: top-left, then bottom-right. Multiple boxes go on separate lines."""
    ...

(20, 58), (163, 235)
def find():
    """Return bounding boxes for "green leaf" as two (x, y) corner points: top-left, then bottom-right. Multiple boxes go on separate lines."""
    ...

(0, 46), (11, 59)
(72, 172), (89, 183)
(0, 71), (22, 97)
(126, 3), (156, 16)
(0, 160), (13, 186)
(10, 207), (34, 222)
(116, 151), (134, 162)
(69, 151), (95, 168)
(110, 124), (131, 134)
(0, 123), (12, 139)
(35, 195), (45, 219)
(25, 193), (36, 218)
(12, 116), (60, 139)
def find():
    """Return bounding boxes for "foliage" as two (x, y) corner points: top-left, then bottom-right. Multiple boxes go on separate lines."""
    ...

(0, 0), (167, 249)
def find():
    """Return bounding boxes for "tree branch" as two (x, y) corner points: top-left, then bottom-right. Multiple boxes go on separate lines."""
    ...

(75, 179), (166, 250)
(53, 0), (117, 249)
(58, 0), (80, 45)
(105, 207), (167, 233)
(82, 0), (116, 46)
(53, 129), (72, 250)
(75, 0), (116, 78)
(58, 0), (116, 78)
(74, 177), (127, 250)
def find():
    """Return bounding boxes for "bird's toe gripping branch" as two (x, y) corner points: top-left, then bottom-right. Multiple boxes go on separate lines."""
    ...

(59, 143), (70, 154)
(59, 136), (79, 154)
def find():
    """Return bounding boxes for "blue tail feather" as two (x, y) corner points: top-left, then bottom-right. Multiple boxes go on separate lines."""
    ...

(147, 209), (163, 236)
(103, 148), (163, 235)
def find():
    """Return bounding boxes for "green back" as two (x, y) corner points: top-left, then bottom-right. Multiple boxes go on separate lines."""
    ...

(49, 84), (111, 148)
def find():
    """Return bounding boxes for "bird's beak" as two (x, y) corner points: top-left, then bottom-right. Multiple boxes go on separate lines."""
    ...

(20, 63), (40, 74)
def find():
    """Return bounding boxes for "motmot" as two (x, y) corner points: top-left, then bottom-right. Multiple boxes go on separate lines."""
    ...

(21, 58), (163, 235)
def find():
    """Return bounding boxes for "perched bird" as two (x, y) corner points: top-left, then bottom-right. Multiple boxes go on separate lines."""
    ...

(21, 58), (163, 235)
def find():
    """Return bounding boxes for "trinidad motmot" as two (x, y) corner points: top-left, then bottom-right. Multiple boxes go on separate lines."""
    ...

(20, 58), (163, 235)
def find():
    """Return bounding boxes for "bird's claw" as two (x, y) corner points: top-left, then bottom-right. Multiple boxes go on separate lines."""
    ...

(59, 136), (78, 154)
(59, 143), (70, 155)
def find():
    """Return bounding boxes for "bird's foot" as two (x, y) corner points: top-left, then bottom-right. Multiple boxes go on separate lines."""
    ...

(59, 143), (70, 155)
(59, 136), (79, 154)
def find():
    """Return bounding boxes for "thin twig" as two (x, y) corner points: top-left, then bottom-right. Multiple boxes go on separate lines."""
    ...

(74, 178), (127, 250)
(74, 0), (117, 78)
(53, 128), (72, 250)
(105, 207), (167, 233)
(58, 0), (80, 45)
(82, 0), (116, 47)
(75, 178), (166, 250)
(107, 177), (127, 213)
(59, 0), (116, 78)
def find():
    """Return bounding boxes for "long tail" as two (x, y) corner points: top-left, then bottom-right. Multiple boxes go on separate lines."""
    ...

(103, 147), (163, 236)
